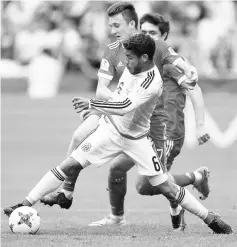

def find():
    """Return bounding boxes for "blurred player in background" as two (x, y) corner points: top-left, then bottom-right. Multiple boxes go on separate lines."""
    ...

(41, 2), (209, 230)
(4, 33), (233, 234)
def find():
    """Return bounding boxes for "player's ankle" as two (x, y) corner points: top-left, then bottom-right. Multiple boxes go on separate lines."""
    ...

(203, 212), (215, 225)
(61, 189), (73, 199)
(185, 172), (196, 184)
(169, 205), (182, 216)
(111, 214), (124, 220)
(193, 171), (202, 185)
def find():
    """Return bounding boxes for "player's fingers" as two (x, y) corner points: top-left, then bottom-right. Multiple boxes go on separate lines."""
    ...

(73, 101), (84, 107)
(205, 133), (210, 140)
(72, 97), (82, 103)
(202, 134), (210, 143)
(198, 137), (204, 145)
(75, 106), (85, 113)
(198, 134), (210, 145)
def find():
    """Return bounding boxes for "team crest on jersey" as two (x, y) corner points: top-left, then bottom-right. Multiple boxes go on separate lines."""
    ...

(81, 143), (91, 152)
(100, 59), (110, 71)
(168, 47), (178, 55)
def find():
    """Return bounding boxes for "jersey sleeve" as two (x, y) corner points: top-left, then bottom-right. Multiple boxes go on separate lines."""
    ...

(89, 73), (161, 116)
(97, 46), (115, 80)
(163, 64), (197, 89)
(155, 39), (183, 66)
(163, 64), (187, 85)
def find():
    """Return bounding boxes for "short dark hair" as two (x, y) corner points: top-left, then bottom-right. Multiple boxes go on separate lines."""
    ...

(123, 33), (156, 60)
(140, 13), (170, 40)
(107, 1), (138, 29)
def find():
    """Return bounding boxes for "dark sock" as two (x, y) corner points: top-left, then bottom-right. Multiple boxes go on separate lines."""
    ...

(172, 172), (195, 187)
(108, 173), (127, 216)
(204, 212), (215, 225)
(62, 175), (78, 192)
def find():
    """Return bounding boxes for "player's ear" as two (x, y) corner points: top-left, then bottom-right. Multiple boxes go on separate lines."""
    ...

(128, 20), (136, 29)
(141, 54), (149, 62)
(162, 32), (168, 40)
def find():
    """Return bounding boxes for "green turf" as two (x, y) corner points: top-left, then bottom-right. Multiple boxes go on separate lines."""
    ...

(1, 93), (237, 247)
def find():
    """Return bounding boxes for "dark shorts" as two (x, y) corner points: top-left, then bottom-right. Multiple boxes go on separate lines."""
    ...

(151, 136), (185, 172)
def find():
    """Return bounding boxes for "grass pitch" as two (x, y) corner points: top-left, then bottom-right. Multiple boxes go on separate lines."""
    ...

(1, 92), (237, 247)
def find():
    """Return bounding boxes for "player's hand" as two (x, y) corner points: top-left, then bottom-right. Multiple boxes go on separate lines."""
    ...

(196, 124), (210, 145)
(186, 66), (198, 82)
(72, 97), (89, 113)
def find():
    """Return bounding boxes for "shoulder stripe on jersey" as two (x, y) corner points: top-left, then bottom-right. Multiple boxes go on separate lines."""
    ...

(90, 98), (132, 109)
(108, 43), (120, 49)
(141, 70), (155, 89)
(108, 40), (119, 47)
(108, 40), (118, 47)
(141, 71), (152, 88)
(108, 40), (120, 49)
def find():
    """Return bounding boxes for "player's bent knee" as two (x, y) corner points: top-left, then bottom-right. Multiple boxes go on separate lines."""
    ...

(135, 175), (155, 196)
(59, 157), (83, 177)
(109, 166), (126, 178)
(155, 180), (178, 201)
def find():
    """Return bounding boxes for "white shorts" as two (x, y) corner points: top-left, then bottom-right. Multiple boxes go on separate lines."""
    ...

(71, 116), (167, 186)
(73, 114), (101, 147)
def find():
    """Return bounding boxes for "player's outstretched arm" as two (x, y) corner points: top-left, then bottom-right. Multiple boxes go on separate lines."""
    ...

(72, 82), (161, 116)
(187, 84), (210, 145)
(162, 64), (210, 145)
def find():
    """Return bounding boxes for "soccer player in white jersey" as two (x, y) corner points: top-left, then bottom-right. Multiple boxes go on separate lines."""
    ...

(3, 33), (233, 234)
(40, 2), (210, 230)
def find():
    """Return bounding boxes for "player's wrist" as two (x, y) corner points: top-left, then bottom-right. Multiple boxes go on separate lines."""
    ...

(88, 99), (92, 109)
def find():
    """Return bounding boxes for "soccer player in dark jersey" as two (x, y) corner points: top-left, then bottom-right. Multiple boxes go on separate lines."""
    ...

(39, 2), (211, 230)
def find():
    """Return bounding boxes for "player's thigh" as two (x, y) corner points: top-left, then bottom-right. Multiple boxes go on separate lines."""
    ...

(71, 121), (121, 168)
(166, 138), (184, 171)
(124, 137), (166, 178)
(109, 153), (135, 173)
(73, 114), (100, 143)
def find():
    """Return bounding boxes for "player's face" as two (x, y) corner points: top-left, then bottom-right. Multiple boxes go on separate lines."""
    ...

(124, 50), (143, 75)
(141, 22), (163, 41)
(109, 14), (133, 43)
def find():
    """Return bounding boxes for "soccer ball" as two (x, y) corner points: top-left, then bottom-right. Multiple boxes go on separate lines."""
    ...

(9, 206), (40, 234)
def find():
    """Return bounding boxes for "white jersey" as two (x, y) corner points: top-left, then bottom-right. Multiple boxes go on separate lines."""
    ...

(89, 66), (163, 139)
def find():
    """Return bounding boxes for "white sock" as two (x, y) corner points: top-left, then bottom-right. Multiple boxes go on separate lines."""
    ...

(26, 167), (67, 205)
(175, 187), (208, 220)
(193, 171), (202, 185)
(61, 189), (73, 199)
(169, 205), (182, 216)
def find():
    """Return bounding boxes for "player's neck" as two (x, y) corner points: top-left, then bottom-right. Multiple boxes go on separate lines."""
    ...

(137, 62), (155, 75)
